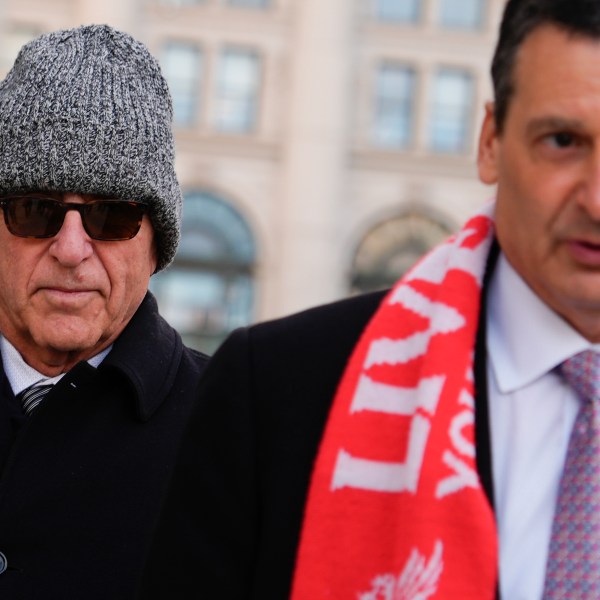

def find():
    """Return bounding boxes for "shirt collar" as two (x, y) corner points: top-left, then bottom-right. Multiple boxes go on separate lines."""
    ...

(0, 335), (111, 396)
(486, 253), (598, 393)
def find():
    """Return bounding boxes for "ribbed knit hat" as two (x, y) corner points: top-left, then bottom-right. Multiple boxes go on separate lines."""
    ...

(0, 24), (182, 271)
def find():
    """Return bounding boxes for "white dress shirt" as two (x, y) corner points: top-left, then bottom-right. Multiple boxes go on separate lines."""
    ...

(0, 336), (112, 397)
(486, 253), (600, 599)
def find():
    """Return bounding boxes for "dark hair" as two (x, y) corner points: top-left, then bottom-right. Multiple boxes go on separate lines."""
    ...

(492, 0), (600, 132)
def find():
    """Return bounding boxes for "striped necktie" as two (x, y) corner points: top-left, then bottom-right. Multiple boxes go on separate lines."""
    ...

(543, 349), (600, 598)
(17, 383), (54, 415)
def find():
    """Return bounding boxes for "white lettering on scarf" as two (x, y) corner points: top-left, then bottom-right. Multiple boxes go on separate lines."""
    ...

(331, 268), (481, 496)
(331, 284), (466, 494)
(364, 286), (465, 369)
(332, 375), (445, 493)
(436, 387), (478, 498)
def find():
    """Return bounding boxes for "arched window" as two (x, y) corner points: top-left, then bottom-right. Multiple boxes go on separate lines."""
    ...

(350, 211), (452, 294)
(150, 191), (256, 353)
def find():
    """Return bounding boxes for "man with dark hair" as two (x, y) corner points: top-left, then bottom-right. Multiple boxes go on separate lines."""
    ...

(0, 25), (208, 598)
(143, 0), (600, 598)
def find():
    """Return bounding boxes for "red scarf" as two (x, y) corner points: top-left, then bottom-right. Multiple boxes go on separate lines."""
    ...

(291, 207), (498, 599)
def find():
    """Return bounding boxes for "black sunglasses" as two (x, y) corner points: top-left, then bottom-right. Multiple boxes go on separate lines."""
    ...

(0, 196), (148, 241)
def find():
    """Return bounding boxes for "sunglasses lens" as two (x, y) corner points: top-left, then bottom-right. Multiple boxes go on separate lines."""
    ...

(84, 202), (146, 240)
(1, 197), (146, 241)
(5, 197), (64, 237)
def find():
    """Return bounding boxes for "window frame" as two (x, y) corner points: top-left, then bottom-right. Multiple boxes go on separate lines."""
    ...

(161, 41), (203, 127)
(428, 66), (475, 154)
(438, 0), (486, 30)
(372, 61), (417, 149)
(214, 46), (262, 134)
(374, 0), (422, 24)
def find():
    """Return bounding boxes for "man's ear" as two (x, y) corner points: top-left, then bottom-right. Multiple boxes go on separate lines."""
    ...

(477, 102), (500, 185)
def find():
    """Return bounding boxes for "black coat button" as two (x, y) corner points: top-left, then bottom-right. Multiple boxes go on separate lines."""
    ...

(0, 552), (7, 574)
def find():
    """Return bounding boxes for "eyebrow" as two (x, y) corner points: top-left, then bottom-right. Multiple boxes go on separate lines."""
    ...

(525, 116), (586, 138)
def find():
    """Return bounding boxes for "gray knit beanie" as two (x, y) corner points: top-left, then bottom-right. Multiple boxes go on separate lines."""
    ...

(0, 24), (181, 271)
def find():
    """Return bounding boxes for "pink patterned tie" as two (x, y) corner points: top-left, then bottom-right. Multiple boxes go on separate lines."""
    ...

(544, 350), (600, 598)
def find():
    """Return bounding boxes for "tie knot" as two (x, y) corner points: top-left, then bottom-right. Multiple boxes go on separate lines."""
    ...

(560, 350), (600, 404)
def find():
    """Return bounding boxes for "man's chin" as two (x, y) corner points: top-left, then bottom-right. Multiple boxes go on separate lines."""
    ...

(33, 332), (104, 363)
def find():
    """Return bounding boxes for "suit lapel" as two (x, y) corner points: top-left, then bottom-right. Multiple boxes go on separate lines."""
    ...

(474, 239), (500, 599)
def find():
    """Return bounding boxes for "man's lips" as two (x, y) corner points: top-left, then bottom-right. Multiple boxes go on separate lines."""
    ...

(566, 239), (600, 266)
(37, 287), (99, 305)
(41, 286), (95, 294)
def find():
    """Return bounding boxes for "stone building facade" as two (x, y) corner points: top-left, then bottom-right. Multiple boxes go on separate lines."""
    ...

(0, 0), (502, 352)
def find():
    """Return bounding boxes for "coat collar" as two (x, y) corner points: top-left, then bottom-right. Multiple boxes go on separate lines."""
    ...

(100, 292), (183, 421)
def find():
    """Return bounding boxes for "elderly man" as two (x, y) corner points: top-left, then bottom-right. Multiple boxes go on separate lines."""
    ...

(0, 25), (207, 598)
(142, 0), (600, 598)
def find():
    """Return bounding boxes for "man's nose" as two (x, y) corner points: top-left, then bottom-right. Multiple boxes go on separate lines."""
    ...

(48, 200), (94, 266)
(580, 153), (600, 220)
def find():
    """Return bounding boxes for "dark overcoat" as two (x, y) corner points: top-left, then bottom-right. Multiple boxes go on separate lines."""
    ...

(0, 293), (208, 599)
(140, 282), (496, 599)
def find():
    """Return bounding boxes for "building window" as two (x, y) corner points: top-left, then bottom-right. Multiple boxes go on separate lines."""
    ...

(373, 63), (416, 149)
(439, 0), (485, 29)
(428, 68), (474, 153)
(162, 42), (202, 126)
(150, 191), (255, 354)
(375, 0), (421, 23)
(215, 48), (261, 133)
(227, 0), (270, 7)
(350, 212), (451, 294)
(159, 0), (206, 6)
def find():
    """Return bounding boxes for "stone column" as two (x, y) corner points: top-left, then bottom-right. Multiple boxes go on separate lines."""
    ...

(274, 0), (353, 316)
